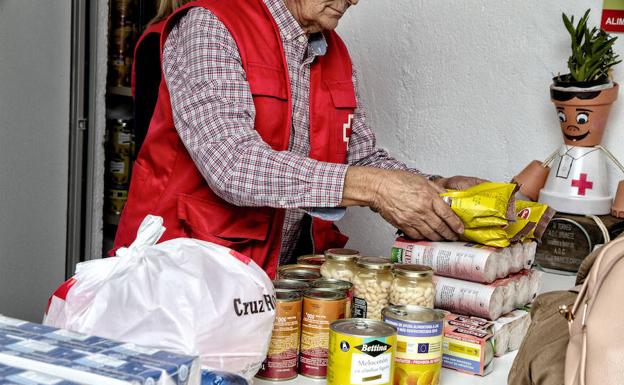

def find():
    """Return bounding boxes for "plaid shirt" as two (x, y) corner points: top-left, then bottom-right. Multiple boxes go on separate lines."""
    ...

(163, 0), (419, 261)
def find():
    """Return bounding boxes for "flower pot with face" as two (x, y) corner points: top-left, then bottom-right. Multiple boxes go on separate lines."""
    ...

(538, 82), (619, 215)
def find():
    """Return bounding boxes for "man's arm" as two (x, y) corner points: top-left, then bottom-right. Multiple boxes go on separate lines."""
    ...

(164, 8), (349, 209)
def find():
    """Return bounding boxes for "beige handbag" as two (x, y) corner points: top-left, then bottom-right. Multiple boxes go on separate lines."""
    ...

(561, 237), (624, 385)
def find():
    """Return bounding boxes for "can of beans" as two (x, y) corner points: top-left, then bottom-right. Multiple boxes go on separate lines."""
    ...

(382, 305), (446, 385)
(297, 254), (326, 266)
(299, 288), (347, 378)
(256, 291), (303, 381)
(278, 265), (321, 282)
(273, 279), (310, 294)
(311, 279), (353, 318)
(327, 319), (397, 385)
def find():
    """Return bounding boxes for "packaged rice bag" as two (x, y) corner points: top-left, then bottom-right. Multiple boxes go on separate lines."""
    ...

(441, 183), (518, 228)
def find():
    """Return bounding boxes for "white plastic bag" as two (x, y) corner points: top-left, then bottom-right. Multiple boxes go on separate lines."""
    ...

(44, 216), (275, 381)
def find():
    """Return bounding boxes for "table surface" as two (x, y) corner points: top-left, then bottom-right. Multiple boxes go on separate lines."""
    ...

(255, 271), (576, 385)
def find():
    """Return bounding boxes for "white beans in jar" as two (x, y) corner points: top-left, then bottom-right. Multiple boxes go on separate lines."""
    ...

(352, 257), (393, 320)
(390, 264), (435, 308)
(320, 248), (360, 282)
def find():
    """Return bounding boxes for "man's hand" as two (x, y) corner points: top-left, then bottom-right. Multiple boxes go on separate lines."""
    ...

(342, 167), (465, 241)
(435, 175), (487, 191)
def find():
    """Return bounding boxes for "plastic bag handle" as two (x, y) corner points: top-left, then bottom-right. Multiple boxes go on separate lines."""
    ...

(116, 215), (166, 258)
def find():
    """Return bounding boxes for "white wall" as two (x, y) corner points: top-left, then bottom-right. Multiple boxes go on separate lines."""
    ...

(337, 1), (624, 256)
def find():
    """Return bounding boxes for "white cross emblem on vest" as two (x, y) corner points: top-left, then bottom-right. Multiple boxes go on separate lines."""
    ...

(343, 113), (354, 149)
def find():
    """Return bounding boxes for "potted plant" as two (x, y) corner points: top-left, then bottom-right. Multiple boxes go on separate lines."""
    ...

(514, 9), (624, 217)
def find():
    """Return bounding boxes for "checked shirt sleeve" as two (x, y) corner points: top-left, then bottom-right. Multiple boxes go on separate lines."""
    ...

(163, 8), (348, 209)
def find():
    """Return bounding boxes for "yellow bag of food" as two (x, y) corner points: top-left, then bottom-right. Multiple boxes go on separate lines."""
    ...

(515, 201), (556, 240)
(462, 227), (510, 248)
(504, 218), (536, 243)
(441, 182), (518, 228)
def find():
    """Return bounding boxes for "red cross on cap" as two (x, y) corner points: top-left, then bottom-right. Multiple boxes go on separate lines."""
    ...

(571, 173), (593, 196)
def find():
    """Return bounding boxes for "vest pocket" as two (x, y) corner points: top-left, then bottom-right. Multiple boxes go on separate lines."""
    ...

(246, 63), (289, 150)
(176, 193), (271, 248)
(326, 80), (357, 157)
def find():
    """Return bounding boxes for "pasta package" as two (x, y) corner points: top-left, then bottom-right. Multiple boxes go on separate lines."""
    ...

(441, 182), (518, 228)
(391, 238), (538, 283)
(432, 270), (541, 320)
(515, 201), (556, 240)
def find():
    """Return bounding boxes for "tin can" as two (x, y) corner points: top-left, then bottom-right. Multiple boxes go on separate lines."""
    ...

(108, 154), (131, 186)
(382, 305), (446, 385)
(278, 265), (321, 282)
(327, 319), (397, 385)
(311, 279), (353, 318)
(273, 279), (309, 294)
(111, 119), (134, 156)
(256, 291), (302, 381)
(107, 188), (128, 216)
(300, 289), (347, 378)
(297, 254), (326, 266)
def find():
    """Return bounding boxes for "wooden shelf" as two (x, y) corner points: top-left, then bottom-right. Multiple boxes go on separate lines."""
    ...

(108, 86), (133, 97)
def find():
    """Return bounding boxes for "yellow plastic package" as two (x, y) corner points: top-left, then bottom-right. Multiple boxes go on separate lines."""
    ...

(504, 219), (536, 243)
(515, 201), (556, 240)
(462, 227), (510, 248)
(441, 183), (518, 228)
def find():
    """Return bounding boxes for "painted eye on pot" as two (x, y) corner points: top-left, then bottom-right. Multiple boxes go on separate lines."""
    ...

(557, 111), (566, 122)
(576, 113), (589, 124)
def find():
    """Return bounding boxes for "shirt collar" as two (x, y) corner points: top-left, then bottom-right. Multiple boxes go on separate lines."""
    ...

(263, 0), (328, 56)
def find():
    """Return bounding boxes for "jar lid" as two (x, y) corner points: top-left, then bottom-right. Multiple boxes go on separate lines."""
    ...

(297, 254), (326, 266)
(356, 257), (392, 270)
(393, 264), (434, 278)
(325, 248), (360, 262)
(382, 305), (446, 323)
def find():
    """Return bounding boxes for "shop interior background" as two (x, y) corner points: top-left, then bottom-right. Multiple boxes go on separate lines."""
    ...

(0, 0), (622, 322)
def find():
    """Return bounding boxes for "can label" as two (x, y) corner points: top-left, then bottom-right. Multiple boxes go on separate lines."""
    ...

(352, 296), (367, 318)
(328, 330), (396, 385)
(256, 299), (302, 380)
(299, 298), (345, 378)
(383, 317), (443, 385)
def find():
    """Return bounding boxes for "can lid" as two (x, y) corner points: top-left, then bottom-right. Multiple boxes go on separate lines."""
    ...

(356, 257), (392, 270)
(325, 248), (360, 262)
(382, 305), (446, 322)
(297, 254), (326, 266)
(273, 279), (310, 292)
(303, 288), (347, 301)
(276, 291), (302, 302)
(331, 318), (396, 337)
(311, 278), (353, 291)
(393, 264), (434, 278)
(280, 269), (321, 281)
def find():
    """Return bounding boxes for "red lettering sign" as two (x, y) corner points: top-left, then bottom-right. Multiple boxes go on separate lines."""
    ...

(602, 9), (624, 33)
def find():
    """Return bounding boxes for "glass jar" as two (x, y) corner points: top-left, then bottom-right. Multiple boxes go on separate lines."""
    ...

(352, 257), (393, 320)
(319, 248), (360, 282)
(390, 264), (435, 308)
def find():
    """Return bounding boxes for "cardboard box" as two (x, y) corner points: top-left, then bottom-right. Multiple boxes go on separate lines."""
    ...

(0, 315), (200, 385)
(442, 314), (494, 376)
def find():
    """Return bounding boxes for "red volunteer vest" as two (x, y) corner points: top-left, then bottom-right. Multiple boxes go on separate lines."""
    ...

(114, 0), (355, 278)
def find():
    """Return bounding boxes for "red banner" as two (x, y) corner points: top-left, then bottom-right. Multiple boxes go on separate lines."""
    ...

(602, 9), (624, 32)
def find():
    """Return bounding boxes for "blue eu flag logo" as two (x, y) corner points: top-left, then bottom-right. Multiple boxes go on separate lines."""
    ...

(418, 343), (429, 353)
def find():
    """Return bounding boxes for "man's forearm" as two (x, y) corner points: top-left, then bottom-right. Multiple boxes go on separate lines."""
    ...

(340, 166), (385, 207)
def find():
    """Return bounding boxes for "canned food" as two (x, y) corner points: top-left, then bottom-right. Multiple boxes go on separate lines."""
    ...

(111, 119), (134, 156)
(311, 279), (353, 318)
(108, 154), (131, 185)
(273, 279), (309, 294)
(300, 288), (347, 378)
(382, 305), (446, 385)
(297, 254), (326, 266)
(327, 319), (397, 385)
(278, 264), (321, 282)
(256, 291), (302, 381)
(106, 188), (128, 216)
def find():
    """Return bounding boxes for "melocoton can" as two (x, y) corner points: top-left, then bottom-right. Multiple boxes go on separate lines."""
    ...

(327, 319), (397, 385)
(311, 278), (354, 318)
(299, 288), (346, 378)
(382, 305), (446, 385)
(256, 291), (303, 381)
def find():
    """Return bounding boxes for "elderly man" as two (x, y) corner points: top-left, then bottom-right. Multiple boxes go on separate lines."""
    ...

(113, 0), (482, 277)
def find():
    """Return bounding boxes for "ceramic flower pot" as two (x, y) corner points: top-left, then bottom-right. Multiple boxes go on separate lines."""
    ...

(550, 81), (619, 147)
(612, 180), (624, 218)
(512, 160), (551, 201)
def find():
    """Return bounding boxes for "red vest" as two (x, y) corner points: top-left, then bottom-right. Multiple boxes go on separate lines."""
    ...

(114, 0), (355, 278)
